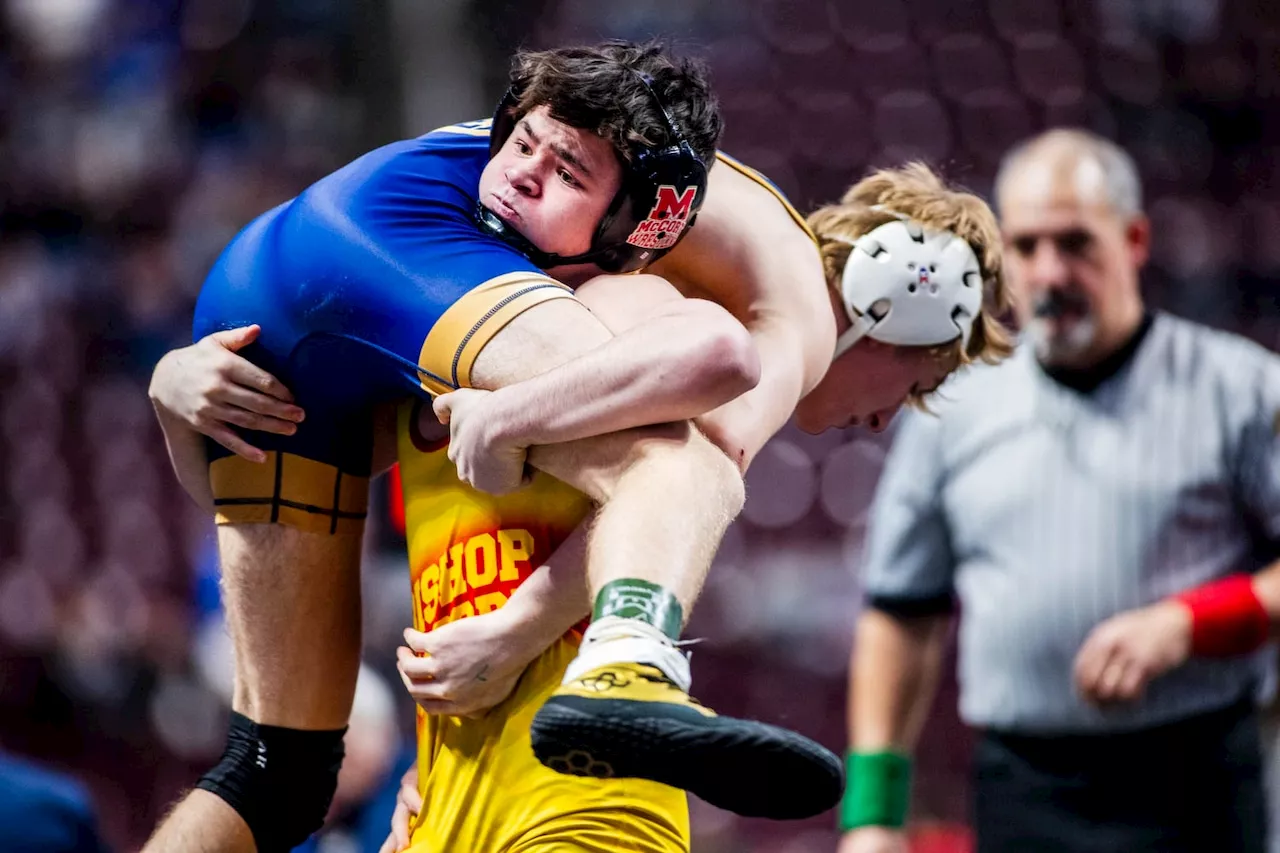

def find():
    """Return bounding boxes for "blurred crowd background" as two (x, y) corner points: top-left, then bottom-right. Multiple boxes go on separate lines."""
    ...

(0, 0), (1278, 851)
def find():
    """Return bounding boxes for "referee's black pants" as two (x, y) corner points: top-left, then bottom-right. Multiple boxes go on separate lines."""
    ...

(974, 699), (1266, 853)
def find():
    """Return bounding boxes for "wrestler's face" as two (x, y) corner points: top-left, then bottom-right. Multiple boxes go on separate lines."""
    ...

(480, 105), (623, 265)
(794, 339), (953, 434)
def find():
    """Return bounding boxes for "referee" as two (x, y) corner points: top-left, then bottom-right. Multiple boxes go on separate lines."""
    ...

(837, 129), (1280, 853)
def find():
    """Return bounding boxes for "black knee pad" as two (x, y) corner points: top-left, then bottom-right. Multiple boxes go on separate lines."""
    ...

(197, 711), (347, 853)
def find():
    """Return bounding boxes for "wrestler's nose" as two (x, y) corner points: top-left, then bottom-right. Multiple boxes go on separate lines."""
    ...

(506, 160), (540, 197)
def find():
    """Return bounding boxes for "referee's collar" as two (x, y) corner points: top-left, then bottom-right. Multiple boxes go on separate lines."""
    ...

(1040, 311), (1156, 394)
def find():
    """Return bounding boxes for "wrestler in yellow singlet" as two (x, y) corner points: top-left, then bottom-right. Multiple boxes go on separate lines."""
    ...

(396, 400), (689, 853)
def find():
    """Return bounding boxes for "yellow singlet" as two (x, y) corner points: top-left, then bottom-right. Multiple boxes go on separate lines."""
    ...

(397, 400), (690, 853)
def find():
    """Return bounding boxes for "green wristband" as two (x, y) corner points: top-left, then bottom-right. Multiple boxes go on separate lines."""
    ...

(839, 751), (912, 831)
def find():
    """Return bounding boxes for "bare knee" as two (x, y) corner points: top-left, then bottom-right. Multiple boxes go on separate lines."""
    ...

(603, 424), (746, 518)
(672, 428), (746, 518)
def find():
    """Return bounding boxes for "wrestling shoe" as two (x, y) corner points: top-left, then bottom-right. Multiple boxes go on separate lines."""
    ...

(530, 658), (844, 820)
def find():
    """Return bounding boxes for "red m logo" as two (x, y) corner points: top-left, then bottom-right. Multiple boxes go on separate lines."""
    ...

(648, 185), (698, 220)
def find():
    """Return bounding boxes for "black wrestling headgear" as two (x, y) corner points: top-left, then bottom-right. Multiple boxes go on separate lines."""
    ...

(478, 71), (708, 273)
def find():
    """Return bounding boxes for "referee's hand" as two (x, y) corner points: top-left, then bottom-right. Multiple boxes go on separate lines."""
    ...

(1072, 601), (1192, 705)
(838, 827), (909, 853)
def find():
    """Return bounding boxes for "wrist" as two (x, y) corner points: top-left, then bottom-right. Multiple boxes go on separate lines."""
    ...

(147, 352), (177, 408)
(1151, 598), (1194, 662)
(1171, 574), (1269, 657)
(151, 397), (185, 432)
(492, 597), (558, 666)
(839, 750), (912, 832)
(483, 386), (532, 450)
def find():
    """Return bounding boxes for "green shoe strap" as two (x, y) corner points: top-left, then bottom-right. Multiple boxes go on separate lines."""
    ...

(592, 579), (683, 640)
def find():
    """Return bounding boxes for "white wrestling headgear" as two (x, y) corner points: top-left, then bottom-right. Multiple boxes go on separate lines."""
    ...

(828, 210), (984, 360)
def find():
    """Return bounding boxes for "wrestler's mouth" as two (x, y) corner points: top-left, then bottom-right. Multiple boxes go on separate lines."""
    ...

(488, 194), (520, 223)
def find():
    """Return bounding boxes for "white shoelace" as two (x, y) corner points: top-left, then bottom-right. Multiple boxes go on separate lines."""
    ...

(563, 615), (694, 692)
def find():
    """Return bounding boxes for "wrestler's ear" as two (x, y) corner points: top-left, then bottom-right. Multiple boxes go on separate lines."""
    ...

(209, 324), (261, 352)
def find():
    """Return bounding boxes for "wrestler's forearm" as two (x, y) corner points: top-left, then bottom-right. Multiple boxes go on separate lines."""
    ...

(154, 409), (216, 512)
(499, 518), (593, 658)
(487, 298), (760, 449)
(695, 320), (810, 471)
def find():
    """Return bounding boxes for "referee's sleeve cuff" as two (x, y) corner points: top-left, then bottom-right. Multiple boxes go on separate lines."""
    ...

(866, 591), (956, 618)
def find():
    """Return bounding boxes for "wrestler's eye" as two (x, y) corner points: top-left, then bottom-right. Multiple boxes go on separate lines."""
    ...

(514, 139), (531, 155)
(558, 169), (580, 188)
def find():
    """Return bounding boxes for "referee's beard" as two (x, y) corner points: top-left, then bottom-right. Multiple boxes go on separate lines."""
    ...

(1028, 314), (1098, 367)
(1028, 292), (1099, 367)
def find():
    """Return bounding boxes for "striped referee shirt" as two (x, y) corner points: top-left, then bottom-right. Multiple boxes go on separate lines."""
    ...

(863, 312), (1280, 734)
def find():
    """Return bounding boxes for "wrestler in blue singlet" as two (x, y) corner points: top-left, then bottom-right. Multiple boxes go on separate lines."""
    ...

(193, 119), (574, 534)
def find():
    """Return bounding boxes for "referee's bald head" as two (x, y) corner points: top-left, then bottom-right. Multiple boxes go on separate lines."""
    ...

(995, 129), (1150, 369)
(995, 129), (1143, 222)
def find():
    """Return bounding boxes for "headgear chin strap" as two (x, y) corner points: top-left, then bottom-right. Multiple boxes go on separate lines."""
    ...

(479, 71), (708, 274)
(829, 215), (984, 360)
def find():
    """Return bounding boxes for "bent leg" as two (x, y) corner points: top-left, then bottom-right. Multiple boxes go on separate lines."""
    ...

(467, 298), (842, 820)
(468, 297), (743, 614)
(144, 792), (255, 853)
(217, 525), (363, 728)
(145, 524), (364, 853)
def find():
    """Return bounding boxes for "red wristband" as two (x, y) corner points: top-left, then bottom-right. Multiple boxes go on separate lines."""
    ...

(1172, 574), (1269, 657)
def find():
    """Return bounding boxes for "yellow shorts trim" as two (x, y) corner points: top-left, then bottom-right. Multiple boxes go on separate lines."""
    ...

(417, 272), (575, 395)
(715, 152), (818, 245)
(210, 452), (369, 535)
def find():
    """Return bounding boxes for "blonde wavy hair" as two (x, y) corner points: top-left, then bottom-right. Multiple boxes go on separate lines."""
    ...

(807, 163), (1015, 400)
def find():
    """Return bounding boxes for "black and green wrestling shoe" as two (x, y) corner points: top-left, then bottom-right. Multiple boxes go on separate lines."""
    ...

(530, 661), (845, 820)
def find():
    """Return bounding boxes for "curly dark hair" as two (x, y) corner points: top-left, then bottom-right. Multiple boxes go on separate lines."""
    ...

(508, 40), (722, 167)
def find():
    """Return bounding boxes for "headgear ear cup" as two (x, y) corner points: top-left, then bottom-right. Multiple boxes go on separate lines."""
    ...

(829, 219), (984, 359)
(479, 70), (708, 273)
